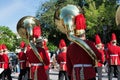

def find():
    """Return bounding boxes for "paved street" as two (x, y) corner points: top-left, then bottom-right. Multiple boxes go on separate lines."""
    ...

(11, 69), (59, 80)
(11, 69), (117, 80)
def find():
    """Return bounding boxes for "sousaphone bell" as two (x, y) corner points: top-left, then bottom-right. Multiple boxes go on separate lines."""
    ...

(54, 4), (98, 67)
(17, 16), (44, 64)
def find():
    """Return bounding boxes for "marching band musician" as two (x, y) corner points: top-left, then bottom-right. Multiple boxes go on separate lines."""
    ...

(18, 41), (27, 80)
(94, 34), (105, 80)
(42, 39), (50, 80)
(106, 33), (120, 80)
(26, 25), (50, 80)
(0, 44), (4, 79)
(2, 44), (12, 80)
(66, 13), (102, 80)
(56, 39), (69, 80)
(0, 44), (3, 68)
(26, 44), (32, 80)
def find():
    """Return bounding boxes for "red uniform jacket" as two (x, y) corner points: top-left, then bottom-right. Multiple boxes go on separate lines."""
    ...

(97, 49), (105, 67)
(106, 44), (120, 65)
(0, 55), (4, 68)
(26, 47), (50, 80)
(43, 47), (50, 71)
(57, 52), (67, 71)
(67, 40), (101, 80)
(18, 51), (27, 69)
(3, 54), (9, 69)
(44, 51), (50, 71)
(26, 45), (31, 68)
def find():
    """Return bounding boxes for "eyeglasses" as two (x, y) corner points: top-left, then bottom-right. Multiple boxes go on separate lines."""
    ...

(3, 50), (7, 52)
(36, 42), (42, 44)
(112, 42), (116, 44)
(3, 50), (5, 52)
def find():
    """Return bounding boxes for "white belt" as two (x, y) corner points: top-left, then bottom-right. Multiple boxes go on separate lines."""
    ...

(61, 62), (66, 64)
(19, 60), (25, 62)
(31, 63), (43, 66)
(73, 64), (92, 67)
(0, 62), (4, 63)
(110, 54), (118, 56)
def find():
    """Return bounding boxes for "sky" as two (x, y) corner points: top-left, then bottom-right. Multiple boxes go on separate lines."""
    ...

(0, 0), (48, 33)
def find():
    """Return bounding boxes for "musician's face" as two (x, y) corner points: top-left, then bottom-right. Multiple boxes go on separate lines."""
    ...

(112, 42), (116, 45)
(36, 42), (43, 47)
(0, 50), (4, 55)
(112, 40), (117, 45)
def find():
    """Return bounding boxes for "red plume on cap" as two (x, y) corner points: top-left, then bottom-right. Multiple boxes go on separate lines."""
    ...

(33, 26), (41, 38)
(2, 44), (7, 50)
(59, 39), (66, 49)
(111, 33), (116, 41)
(20, 41), (26, 48)
(75, 14), (86, 35)
(95, 34), (102, 45)
(95, 34), (102, 44)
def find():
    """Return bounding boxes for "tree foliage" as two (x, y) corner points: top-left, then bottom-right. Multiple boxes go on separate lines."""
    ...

(0, 26), (17, 51)
(0, 0), (119, 51)
(36, 0), (120, 50)
(83, 0), (118, 43)
(36, 0), (78, 50)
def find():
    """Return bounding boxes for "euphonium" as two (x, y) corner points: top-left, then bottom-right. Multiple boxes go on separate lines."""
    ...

(54, 4), (98, 66)
(17, 16), (44, 64)
(116, 6), (120, 26)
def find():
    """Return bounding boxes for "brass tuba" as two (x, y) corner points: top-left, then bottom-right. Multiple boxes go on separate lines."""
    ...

(116, 6), (120, 26)
(17, 16), (44, 64)
(54, 4), (98, 66)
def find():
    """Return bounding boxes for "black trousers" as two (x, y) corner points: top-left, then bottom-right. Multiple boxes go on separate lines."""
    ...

(58, 71), (69, 80)
(1, 68), (12, 80)
(68, 76), (96, 80)
(113, 65), (118, 77)
(18, 68), (27, 80)
(108, 65), (120, 80)
(96, 67), (102, 80)
(46, 69), (50, 80)
(25, 67), (31, 80)
(88, 77), (96, 80)
(0, 72), (4, 80)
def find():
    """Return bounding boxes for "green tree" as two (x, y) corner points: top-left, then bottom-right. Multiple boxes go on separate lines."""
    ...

(36, 0), (119, 48)
(83, 0), (118, 43)
(0, 26), (17, 51)
(36, 0), (78, 50)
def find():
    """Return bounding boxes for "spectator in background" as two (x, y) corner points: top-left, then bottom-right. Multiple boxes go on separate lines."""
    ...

(51, 53), (57, 70)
